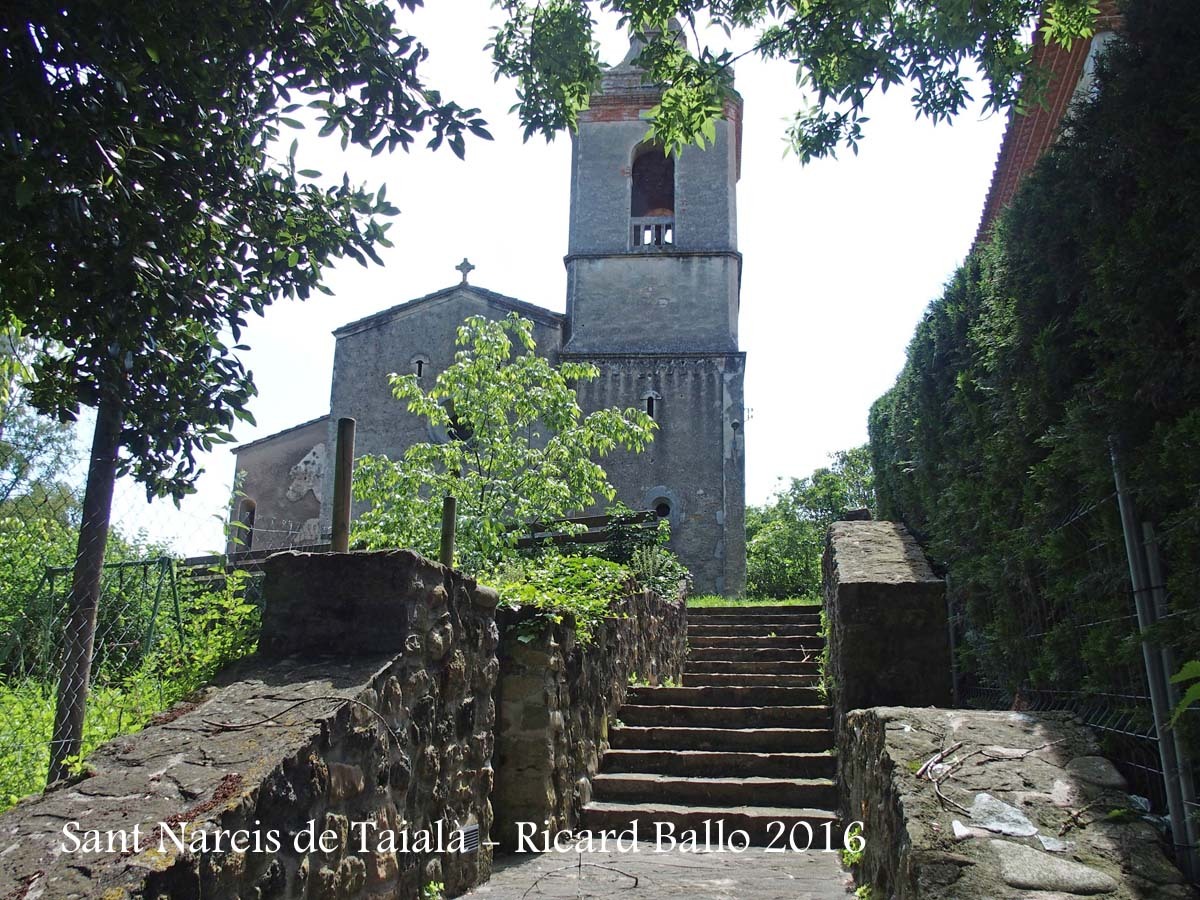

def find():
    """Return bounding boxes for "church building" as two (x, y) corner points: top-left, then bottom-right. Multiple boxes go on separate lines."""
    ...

(229, 35), (748, 595)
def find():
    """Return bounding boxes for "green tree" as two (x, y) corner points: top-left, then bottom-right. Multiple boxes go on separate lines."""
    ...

(353, 313), (656, 571)
(492, 0), (1100, 160)
(0, 0), (490, 781)
(0, 354), (77, 508)
(747, 446), (876, 598)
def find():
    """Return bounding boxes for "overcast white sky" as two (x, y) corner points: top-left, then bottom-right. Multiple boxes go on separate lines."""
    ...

(105, 1), (1009, 553)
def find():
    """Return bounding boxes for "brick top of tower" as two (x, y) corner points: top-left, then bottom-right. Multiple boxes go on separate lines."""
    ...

(974, 1), (1122, 247)
(580, 28), (744, 179)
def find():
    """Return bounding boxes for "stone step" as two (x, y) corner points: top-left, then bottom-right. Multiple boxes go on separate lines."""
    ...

(579, 801), (838, 846)
(610, 725), (832, 753)
(686, 615), (820, 627)
(601, 749), (836, 779)
(684, 673), (822, 687)
(688, 635), (824, 651)
(688, 606), (822, 618)
(687, 647), (821, 662)
(627, 685), (825, 707)
(688, 624), (821, 637)
(592, 773), (838, 809)
(685, 659), (820, 674)
(618, 704), (832, 729)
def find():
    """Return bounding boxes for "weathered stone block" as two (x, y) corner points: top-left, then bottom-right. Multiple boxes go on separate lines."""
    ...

(823, 521), (951, 718)
(839, 707), (1195, 899)
(260, 549), (486, 658)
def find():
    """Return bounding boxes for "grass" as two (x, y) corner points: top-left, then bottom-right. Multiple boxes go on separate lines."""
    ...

(686, 594), (821, 608)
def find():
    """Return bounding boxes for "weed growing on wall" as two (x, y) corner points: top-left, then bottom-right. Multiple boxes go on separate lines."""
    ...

(489, 554), (631, 643)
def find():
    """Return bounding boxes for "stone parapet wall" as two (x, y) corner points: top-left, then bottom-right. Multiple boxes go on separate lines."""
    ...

(840, 706), (1196, 899)
(0, 550), (499, 900)
(823, 521), (951, 721)
(491, 586), (687, 849)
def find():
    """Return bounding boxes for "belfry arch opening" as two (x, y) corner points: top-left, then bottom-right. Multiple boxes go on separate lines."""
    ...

(631, 144), (674, 247)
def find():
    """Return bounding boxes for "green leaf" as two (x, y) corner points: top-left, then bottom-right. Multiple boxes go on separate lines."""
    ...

(1169, 661), (1200, 684)
(1169, 681), (1200, 728)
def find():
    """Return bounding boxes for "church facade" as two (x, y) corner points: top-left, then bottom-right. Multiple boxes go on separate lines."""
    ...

(229, 40), (747, 594)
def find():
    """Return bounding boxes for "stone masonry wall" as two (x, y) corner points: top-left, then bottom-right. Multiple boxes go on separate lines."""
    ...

(0, 550), (499, 900)
(839, 706), (1196, 899)
(823, 520), (952, 722)
(490, 585), (686, 849)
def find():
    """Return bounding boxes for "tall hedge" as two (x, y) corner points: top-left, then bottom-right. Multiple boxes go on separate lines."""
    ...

(869, 0), (1200, 700)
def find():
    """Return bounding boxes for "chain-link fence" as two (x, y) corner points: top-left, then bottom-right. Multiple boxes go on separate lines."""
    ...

(0, 458), (323, 810)
(952, 491), (1199, 880)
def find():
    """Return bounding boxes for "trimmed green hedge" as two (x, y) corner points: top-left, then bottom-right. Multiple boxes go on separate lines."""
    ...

(869, 0), (1200, 699)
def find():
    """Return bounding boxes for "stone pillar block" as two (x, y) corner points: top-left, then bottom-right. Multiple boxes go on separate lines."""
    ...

(259, 549), (494, 658)
(823, 521), (951, 719)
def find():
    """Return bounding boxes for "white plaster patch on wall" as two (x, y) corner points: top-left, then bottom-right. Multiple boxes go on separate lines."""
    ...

(286, 442), (327, 502)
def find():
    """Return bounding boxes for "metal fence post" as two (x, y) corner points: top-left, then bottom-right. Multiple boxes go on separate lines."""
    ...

(1143, 522), (1200, 880)
(439, 496), (457, 568)
(945, 572), (961, 706)
(331, 417), (355, 553)
(1110, 437), (1194, 880)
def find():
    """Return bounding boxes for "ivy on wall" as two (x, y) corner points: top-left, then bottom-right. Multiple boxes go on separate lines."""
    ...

(868, 0), (1200, 701)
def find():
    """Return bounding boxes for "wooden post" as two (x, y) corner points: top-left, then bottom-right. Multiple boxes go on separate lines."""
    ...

(331, 417), (355, 553)
(439, 495), (457, 568)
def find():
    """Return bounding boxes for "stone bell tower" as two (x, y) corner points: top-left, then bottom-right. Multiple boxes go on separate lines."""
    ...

(563, 30), (747, 595)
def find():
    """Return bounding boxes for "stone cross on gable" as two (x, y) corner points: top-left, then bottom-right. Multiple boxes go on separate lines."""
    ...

(456, 258), (475, 284)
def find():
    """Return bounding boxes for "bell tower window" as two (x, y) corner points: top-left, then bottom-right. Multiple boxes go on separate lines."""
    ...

(631, 144), (674, 248)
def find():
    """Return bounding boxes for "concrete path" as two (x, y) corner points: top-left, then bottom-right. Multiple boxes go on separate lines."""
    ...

(463, 845), (852, 899)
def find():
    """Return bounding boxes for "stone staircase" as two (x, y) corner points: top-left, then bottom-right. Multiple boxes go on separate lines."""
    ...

(582, 605), (839, 844)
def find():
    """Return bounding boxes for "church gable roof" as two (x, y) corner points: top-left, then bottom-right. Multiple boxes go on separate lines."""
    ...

(332, 283), (565, 339)
(231, 413), (329, 454)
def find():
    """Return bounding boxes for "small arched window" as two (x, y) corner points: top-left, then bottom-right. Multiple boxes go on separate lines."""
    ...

(236, 498), (256, 551)
(642, 390), (662, 420)
(411, 354), (430, 379)
(631, 144), (674, 247)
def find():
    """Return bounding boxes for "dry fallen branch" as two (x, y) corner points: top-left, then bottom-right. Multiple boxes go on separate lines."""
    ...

(916, 741), (964, 779)
(978, 739), (1065, 762)
(932, 778), (972, 815)
(1059, 800), (1101, 837)
(202, 695), (402, 751)
(521, 852), (639, 898)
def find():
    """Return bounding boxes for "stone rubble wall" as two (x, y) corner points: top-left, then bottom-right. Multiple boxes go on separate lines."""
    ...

(823, 520), (952, 722)
(490, 585), (687, 849)
(839, 706), (1196, 899)
(0, 550), (499, 900)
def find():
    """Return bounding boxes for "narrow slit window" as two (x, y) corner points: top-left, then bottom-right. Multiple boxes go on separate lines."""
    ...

(237, 499), (256, 550)
(646, 396), (656, 418)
